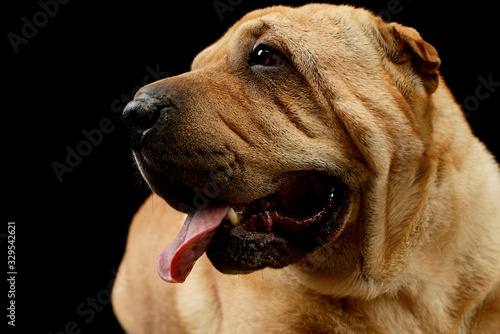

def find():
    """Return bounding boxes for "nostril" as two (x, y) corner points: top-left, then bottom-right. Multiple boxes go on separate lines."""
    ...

(135, 105), (163, 130)
(122, 95), (170, 132)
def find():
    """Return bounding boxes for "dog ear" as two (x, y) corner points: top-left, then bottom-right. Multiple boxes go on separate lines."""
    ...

(375, 20), (441, 94)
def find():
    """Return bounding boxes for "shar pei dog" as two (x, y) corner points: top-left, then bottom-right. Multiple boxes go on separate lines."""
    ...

(112, 4), (500, 333)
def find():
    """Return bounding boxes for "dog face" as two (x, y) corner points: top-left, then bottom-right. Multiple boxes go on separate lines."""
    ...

(123, 4), (441, 284)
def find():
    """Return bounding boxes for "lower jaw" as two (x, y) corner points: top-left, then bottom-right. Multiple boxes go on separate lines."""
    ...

(206, 180), (350, 275)
(206, 228), (304, 274)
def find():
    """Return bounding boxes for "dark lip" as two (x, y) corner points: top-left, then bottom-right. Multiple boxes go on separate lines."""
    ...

(140, 158), (344, 219)
(133, 153), (208, 213)
(135, 150), (348, 223)
(134, 151), (321, 214)
(140, 165), (228, 214)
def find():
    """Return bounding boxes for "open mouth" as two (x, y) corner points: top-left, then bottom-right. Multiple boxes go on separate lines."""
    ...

(221, 174), (338, 236)
(154, 170), (347, 283)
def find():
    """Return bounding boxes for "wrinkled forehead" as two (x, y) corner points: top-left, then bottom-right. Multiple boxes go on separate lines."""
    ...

(191, 9), (289, 70)
(191, 5), (376, 73)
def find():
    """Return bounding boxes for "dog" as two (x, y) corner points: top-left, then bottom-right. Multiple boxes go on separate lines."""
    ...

(112, 4), (500, 333)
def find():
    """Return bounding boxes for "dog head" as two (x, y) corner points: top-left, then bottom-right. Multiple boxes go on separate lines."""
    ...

(123, 4), (442, 290)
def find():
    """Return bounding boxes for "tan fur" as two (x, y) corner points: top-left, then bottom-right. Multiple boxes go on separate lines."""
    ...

(112, 4), (500, 333)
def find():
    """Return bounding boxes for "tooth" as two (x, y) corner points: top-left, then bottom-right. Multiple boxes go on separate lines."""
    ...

(228, 207), (243, 227)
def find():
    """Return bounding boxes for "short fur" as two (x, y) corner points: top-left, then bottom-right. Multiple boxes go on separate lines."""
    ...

(112, 4), (500, 333)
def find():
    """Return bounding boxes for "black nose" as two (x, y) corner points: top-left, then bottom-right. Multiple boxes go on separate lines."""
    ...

(122, 93), (168, 133)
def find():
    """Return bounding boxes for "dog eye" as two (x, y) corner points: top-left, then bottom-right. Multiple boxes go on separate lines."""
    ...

(250, 45), (284, 67)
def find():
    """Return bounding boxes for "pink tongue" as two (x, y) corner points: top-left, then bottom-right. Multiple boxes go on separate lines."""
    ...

(158, 204), (230, 283)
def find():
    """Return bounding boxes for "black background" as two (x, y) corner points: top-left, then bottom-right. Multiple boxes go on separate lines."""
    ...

(4, 0), (499, 333)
